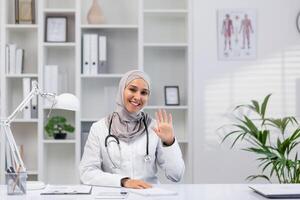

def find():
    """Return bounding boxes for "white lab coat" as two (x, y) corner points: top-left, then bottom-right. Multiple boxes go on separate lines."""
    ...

(79, 118), (185, 187)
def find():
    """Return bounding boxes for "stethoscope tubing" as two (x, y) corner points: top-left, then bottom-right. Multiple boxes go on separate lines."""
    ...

(105, 112), (150, 169)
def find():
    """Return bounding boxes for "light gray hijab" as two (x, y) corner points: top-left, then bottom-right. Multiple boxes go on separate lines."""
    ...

(106, 70), (152, 142)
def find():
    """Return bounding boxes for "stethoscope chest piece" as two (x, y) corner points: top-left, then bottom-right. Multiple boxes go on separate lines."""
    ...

(144, 155), (151, 162)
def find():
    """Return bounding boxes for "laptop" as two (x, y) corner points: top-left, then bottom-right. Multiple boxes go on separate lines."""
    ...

(249, 184), (300, 199)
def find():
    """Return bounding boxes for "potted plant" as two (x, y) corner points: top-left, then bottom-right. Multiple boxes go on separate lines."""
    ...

(222, 94), (300, 183)
(45, 116), (75, 139)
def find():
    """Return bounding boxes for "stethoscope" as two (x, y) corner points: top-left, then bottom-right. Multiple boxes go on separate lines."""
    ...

(105, 112), (151, 169)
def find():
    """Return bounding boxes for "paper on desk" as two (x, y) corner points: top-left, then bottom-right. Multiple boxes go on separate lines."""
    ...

(129, 187), (177, 196)
(40, 184), (92, 195)
(95, 192), (128, 199)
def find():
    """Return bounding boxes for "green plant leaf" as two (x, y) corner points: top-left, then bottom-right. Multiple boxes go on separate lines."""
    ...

(261, 94), (271, 119)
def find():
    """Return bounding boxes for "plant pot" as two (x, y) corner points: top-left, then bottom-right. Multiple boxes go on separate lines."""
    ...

(53, 132), (67, 139)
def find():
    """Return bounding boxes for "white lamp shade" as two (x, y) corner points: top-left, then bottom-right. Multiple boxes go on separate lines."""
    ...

(54, 93), (79, 111)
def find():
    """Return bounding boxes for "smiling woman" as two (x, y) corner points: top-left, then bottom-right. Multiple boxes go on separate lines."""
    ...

(79, 70), (185, 189)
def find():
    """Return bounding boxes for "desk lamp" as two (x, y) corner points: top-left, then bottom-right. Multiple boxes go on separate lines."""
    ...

(1, 80), (79, 173)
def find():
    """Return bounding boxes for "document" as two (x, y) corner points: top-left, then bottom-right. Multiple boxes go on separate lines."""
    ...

(129, 187), (177, 196)
(40, 185), (92, 195)
(249, 184), (300, 198)
(95, 191), (128, 199)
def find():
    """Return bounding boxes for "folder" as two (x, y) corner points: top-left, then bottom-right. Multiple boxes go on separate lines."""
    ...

(30, 78), (38, 118)
(98, 35), (107, 73)
(22, 78), (31, 119)
(44, 65), (58, 107)
(82, 34), (91, 75)
(40, 185), (92, 195)
(90, 34), (98, 75)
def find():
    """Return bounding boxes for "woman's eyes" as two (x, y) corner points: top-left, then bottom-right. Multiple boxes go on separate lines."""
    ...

(128, 88), (149, 96)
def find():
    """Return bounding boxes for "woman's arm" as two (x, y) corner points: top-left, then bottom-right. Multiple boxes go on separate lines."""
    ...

(152, 110), (185, 182)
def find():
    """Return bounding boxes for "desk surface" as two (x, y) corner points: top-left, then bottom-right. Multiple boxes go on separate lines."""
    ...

(0, 184), (291, 200)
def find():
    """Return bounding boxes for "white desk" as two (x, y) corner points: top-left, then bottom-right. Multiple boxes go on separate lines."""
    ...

(0, 184), (290, 199)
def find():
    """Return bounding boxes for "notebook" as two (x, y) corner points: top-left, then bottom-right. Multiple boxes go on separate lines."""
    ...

(40, 185), (92, 195)
(249, 184), (300, 199)
(129, 187), (177, 196)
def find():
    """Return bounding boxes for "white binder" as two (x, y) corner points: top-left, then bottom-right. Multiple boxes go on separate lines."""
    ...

(30, 79), (38, 118)
(90, 34), (98, 75)
(22, 78), (31, 119)
(83, 34), (91, 75)
(99, 35), (107, 73)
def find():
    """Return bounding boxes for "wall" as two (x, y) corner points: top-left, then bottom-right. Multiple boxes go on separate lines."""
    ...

(192, 0), (300, 183)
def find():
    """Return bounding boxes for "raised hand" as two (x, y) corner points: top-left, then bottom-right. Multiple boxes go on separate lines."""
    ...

(152, 109), (175, 145)
(123, 179), (152, 189)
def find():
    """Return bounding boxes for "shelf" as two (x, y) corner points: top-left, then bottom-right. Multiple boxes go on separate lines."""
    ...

(81, 118), (99, 122)
(43, 42), (76, 47)
(44, 8), (76, 14)
(81, 74), (123, 79)
(144, 105), (188, 110)
(27, 170), (38, 175)
(43, 140), (76, 144)
(144, 43), (188, 48)
(144, 9), (188, 14)
(11, 119), (38, 123)
(6, 74), (38, 78)
(6, 24), (38, 29)
(81, 24), (138, 29)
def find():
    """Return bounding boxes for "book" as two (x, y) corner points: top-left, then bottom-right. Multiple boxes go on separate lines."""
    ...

(90, 34), (98, 75)
(15, 48), (24, 74)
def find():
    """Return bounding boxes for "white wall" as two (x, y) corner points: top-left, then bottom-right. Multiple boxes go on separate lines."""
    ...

(192, 0), (300, 183)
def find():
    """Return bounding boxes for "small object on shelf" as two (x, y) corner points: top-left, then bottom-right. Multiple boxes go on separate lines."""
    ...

(87, 0), (105, 24)
(164, 86), (180, 106)
(45, 17), (67, 42)
(15, 0), (35, 24)
(44, 116), (75, 140)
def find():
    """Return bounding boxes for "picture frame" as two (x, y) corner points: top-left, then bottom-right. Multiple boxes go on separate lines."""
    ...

(15, 0), (36, 24)
(164, 86), (180, 106)
(45, 16), (67, 42)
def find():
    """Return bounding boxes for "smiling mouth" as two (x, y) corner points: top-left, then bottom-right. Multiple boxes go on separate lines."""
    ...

(130, 101), (141, 107)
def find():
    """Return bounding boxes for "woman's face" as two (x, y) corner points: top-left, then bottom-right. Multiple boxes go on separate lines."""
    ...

(123, 78), (149, 113)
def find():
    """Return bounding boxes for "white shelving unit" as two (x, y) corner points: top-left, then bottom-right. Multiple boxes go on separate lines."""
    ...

(0, 0), (192, 184)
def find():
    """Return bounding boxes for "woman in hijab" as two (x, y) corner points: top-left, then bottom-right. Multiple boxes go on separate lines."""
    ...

(79, 70), (185, 189)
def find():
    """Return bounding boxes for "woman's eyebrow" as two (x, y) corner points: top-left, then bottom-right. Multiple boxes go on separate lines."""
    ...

(128, 84), (149, 91)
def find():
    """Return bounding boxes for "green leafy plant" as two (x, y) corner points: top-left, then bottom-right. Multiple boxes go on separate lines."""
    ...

(44, 116), (75, 138)
(222, 94), (300, 183)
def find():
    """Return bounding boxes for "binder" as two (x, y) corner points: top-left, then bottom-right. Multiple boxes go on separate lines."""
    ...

(15, 48), (24, 74)
(90, 34), (98, 75)
(98, 35), (107, 73)
(22, 78), (31, 119)
(82, 34), (91, 75)
(44, 65), (58, 107)
(30, 78), (38, 118)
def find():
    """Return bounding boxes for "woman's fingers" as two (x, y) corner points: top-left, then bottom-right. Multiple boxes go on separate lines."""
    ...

(163, 109), (168, 123)
(168, 113), (172, 124)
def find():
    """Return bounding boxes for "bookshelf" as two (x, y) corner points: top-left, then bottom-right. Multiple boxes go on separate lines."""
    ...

(0, 0), (192, 184)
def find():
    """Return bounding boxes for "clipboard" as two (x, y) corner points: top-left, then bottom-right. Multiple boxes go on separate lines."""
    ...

(40, 185), (92, 195)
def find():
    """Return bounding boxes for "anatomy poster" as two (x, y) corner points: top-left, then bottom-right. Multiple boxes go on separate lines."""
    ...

(218, 9), (256, 60)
